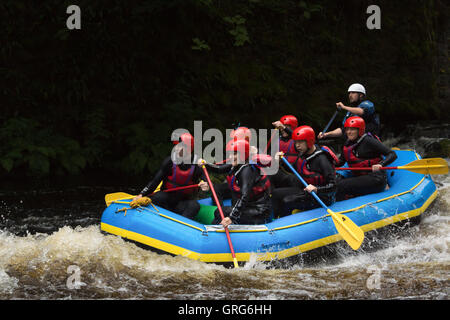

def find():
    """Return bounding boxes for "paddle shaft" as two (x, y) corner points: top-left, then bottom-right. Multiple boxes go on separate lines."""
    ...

(336, 166), (393, 171)
(280, 156), (364, 249)
(264, 129), (278, 154)
(215, 158), (230, 165)
(106, 183), (199, 206)
(280, 157), (328, 208)
(150, 183), (199, 195)
(201, 164), (239, 268)
(322, 110), (339, 134)
(336, 165), (446, 172)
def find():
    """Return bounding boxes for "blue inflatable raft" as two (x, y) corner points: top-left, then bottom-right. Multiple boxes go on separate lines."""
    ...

(100, 150), (438, 263)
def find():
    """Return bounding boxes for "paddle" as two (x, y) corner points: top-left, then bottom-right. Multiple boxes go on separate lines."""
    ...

(322, 110), (339, 135)
(263, 128), (278, 154)
(280, 156), (364, 250)
(200, 163), (239, 268)
(336, 158), (449, 175)
(105, 192), (135, 206)
(104, 182), (200, 206)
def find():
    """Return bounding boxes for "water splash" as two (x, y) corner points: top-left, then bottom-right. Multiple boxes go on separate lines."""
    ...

(0, 160), (448, 299)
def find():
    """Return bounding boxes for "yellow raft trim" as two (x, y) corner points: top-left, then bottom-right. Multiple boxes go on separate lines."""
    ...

(101, 188), (437, 263)
(102, 151), (438, 262)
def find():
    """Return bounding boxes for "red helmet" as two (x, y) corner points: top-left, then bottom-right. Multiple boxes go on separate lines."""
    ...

(292, 125), (316, 148)
(230, 127), (251, 142)
(344, 116), (365, 137)
(226, 139), (250, 162)
(280, 115), (298, 130)
(172, 132), (194, 152)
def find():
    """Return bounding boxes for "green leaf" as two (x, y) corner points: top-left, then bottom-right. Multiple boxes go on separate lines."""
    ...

(192, 38), (211, 51)
(0, 158), (14, 172)
(27, 154), (50, 175)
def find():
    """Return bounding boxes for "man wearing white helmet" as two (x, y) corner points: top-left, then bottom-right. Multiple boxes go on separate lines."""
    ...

(318, 83), (380, 139)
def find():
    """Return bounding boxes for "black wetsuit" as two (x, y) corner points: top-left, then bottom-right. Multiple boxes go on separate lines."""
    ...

(204, 163), (272, 225)
(336, 135), (397, 201)
(271, 147), (337, 218)
(139, 156), (204, 219)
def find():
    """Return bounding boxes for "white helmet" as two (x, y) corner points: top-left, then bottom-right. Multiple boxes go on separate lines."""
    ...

(347, 83), (366, 95)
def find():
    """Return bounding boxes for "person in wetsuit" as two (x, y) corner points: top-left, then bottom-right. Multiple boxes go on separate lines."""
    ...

(271, 125), (337, 218)
(270, 115), (300, 188)
(199, 139), (272, 228)
(335, 116), (397, 201)
(130, 132), (209, 219)
(212, 126), (255, 206)
(318, 83), (381, 140)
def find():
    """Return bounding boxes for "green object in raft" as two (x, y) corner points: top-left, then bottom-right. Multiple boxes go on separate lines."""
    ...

(194, 204), (217, 225)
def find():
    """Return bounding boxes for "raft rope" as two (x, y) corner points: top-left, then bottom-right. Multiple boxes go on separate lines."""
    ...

(109, 169), (427, 234)
(113, 200), (204, 232)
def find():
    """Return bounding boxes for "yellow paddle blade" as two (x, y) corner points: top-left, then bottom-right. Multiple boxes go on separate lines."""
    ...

(104, 182), (163, 206)
(328, 209), (364, 250)
(105, 192), (135, 206)
(233, 258), (239, 269)
(399, 158), (449, 175)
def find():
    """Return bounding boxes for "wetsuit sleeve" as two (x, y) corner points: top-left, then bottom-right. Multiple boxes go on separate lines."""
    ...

(365, 138), (397, 167)
(203, 162), (233, 174)
(139, 156), (173, 196)
(284, 126), (293, 137)
(359, 100), (375, 118)
(229, 166), (256, 223)
(315, 155), (337, 194)
(193, 165), (207, 182)
(336, 148), (347, 167)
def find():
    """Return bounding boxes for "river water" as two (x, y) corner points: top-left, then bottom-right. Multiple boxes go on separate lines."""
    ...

(0, 141), (449, 300)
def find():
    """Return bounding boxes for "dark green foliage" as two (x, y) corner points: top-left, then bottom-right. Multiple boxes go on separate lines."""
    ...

(0, 0), (447, 178)
(0, 117), (86, 175)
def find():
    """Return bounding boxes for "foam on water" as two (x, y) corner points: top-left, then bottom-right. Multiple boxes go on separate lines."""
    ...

(0, 159), (448, 299)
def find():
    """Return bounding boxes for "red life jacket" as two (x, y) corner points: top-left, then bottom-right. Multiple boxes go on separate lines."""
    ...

(164, 163), (197, 196)
(226, 164), (271, 200)
(342, 134), (382, 176)
(294, 146), (338, 186)
(279, 138), (298, 164)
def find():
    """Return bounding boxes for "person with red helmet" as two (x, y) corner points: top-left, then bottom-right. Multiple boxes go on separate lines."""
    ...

(130, 131), (209, 219)
(229, 126), (252, 142)
(212, 126), (271, 215)
(199, 139), (272, 227)
(269, 115), (300, 188)
(335, 116), (397, 200)
(272, 115), (299, 163)
(271, 125), (338, 217)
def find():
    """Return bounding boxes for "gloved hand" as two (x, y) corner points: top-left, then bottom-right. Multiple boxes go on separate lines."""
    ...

(130, 196), (152, 208)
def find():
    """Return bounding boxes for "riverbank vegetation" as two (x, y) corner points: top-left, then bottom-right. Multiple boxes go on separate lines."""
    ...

(1, 0), (448, 178)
